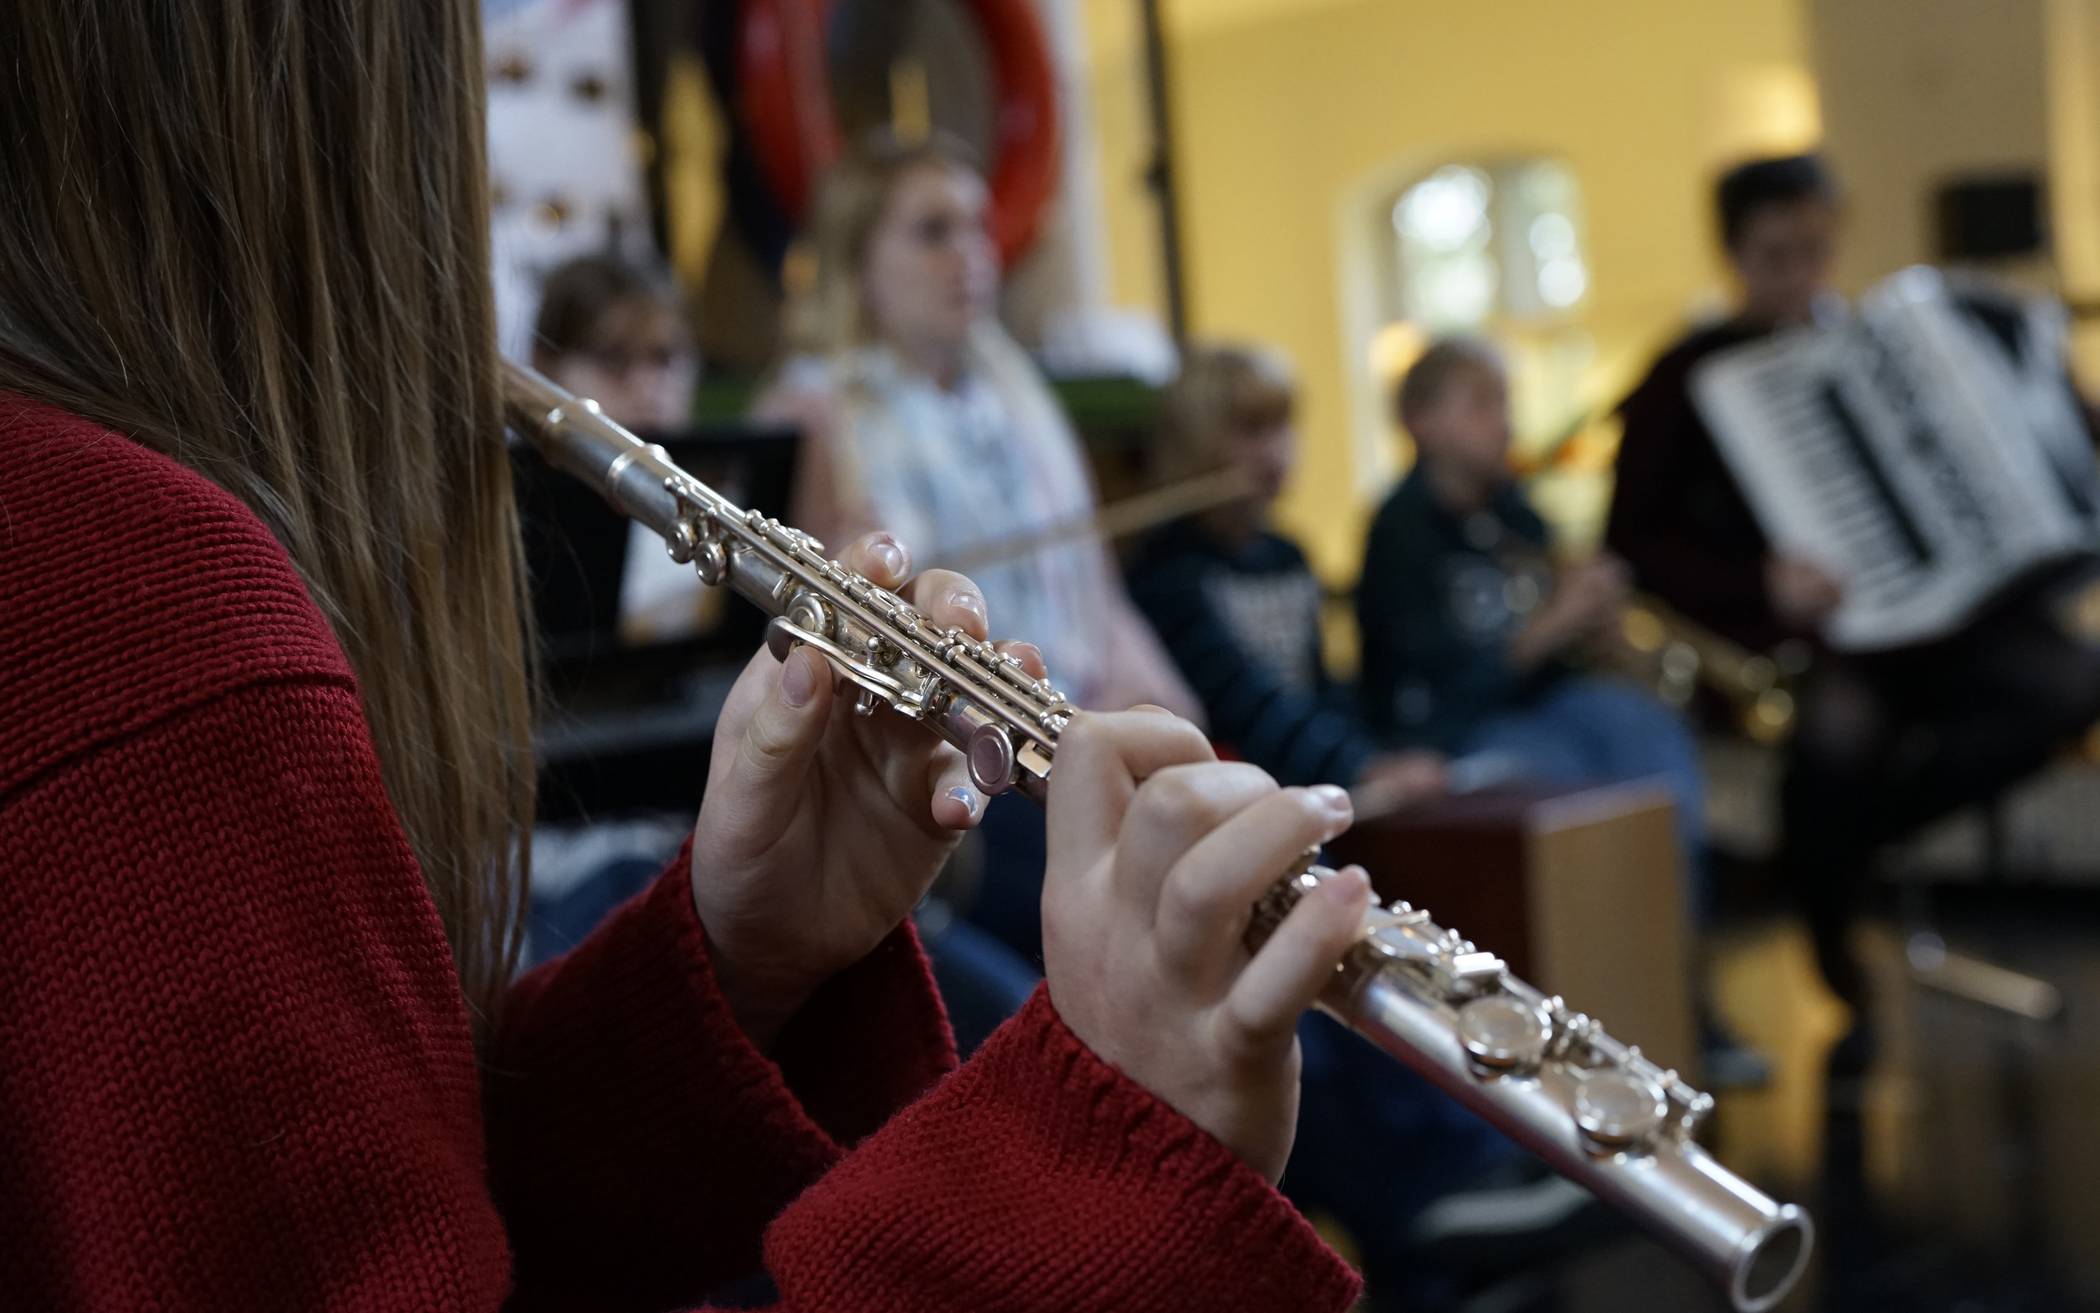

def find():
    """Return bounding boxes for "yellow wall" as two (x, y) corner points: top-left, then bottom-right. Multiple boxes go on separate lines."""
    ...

(1084, 0), (1813, 581)
(1812, 0), (2049, 293)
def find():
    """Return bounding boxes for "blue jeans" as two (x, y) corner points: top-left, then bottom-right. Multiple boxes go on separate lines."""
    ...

(1460, 675), (1710, 919)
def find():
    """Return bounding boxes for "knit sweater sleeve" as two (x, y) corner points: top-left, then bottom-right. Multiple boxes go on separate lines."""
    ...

(492, 816), (1358, 1313)
(0, 677), (518, 1311)
(487, 839), (959, 1307)
(0, 673), (1360, 1313)
(762, 984), (1364, 1313)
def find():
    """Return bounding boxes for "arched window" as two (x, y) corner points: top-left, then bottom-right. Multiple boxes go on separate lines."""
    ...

(1384, 158), (1589, 331)
(1349, 157), (1597, 510)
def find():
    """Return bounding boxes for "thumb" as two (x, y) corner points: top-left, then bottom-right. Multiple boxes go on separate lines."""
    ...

(729, 644), (835, 804)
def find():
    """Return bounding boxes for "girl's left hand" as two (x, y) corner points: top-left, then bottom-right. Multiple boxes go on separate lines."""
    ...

(690, 531), (1047, 1048)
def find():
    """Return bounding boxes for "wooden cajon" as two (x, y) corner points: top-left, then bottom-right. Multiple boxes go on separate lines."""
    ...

(1327, 781), (1699, 1080)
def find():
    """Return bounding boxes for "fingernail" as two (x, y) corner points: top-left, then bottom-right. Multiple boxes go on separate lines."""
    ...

(947, 784), (983, 820)
(871, 534), (907, 581)
(1312, 783), (1352, 815)
(1008, 641), (1043, 670)
(1332, 867), (1372, 906)
(947, 587), (986, 624)
(780, 651), (817, 707)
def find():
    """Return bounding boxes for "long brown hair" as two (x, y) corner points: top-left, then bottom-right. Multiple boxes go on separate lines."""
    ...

(782, 130), (1079, 516)
(0, 1), (533, 1021)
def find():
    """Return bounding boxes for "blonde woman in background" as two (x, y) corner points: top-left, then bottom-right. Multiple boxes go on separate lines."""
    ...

(756, 133), (1198, 723)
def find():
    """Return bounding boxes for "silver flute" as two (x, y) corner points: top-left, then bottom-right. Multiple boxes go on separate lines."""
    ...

(503, 362), (1813, 1313)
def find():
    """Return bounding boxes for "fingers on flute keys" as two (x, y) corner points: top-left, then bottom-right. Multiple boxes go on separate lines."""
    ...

(839, 531), (1048, 830)
(1152, 784), (1365, 1058)
(839, 530), (987, 641)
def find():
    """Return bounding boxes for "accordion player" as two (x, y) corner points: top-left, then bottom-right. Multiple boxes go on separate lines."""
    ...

(1691, 265), (2100, 652)
(1605, 155), (2100, 1015)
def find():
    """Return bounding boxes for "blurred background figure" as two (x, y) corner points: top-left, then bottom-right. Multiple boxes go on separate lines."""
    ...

(532, 253), (698, 433)
(1129, 341), (1447, 806)
(1360, 338), (1704, 865)
(748, 133), (1199, 995)
(530, 253), (710, 644)
(1610, 155), (2100, 1017)
(522, 253), (710, 959)
(754, 133), (1198, 719)
(1359, 336), (1764, 1086)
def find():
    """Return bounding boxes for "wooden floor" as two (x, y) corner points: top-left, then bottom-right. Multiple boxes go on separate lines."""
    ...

(1542, 897), (2100, 1313)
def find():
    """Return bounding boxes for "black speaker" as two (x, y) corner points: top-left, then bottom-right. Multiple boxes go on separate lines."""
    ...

(1934, 172), (2047, 262)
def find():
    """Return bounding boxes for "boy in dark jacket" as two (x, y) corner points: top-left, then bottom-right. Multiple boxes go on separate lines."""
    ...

(1358, 336), (1703, 856)
(1359, 337), (1762, 1083)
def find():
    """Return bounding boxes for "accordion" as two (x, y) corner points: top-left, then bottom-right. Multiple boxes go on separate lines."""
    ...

(1691, 266), (2100, 651)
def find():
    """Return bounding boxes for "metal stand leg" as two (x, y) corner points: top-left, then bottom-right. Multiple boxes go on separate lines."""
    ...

(1902, 798), (2063, 1022)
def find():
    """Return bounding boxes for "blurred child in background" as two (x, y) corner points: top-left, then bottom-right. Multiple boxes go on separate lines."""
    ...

(530, 253), (709, 644)
(1358, 337), (1703, 853)
(1360, 337), (1763, 1085)
(1129, 342), (1446, 813)
(754, 133), (1197, 720)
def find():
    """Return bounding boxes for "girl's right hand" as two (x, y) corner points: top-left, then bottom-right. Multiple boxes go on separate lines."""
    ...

(1040, 710), (1373, 1185)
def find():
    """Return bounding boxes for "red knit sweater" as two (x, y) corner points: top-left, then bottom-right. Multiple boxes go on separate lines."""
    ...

(0, 396), (1360, 1312)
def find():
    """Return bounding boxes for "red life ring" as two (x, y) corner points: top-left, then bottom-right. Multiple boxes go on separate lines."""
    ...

(734, 0), (838, 224)
(735, 0), (1060, 265)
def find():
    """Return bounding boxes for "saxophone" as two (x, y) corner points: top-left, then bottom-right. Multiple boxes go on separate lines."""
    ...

(502, 362), (1813, 1313)
(1620, 595), (1805, 747)
(1494, 531), (1802, 746)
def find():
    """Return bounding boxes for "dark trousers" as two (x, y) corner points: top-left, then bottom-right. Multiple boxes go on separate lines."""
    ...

(1782, 566), (2100, 1004)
